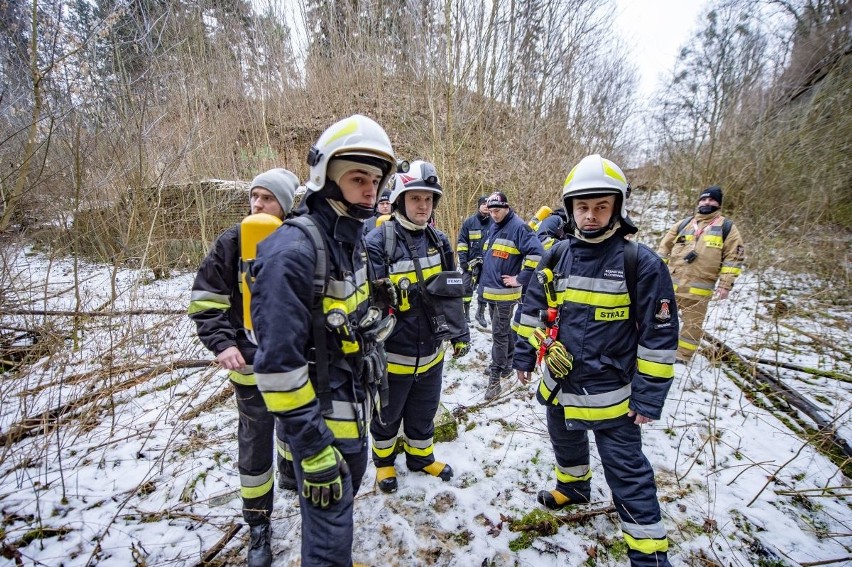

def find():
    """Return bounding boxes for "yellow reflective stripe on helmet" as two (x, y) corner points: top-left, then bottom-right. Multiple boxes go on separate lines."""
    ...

(637, 358), (674, 379)
(602, 160), (626, 183)
(327, 116), (358, 143)
(240, 467), (274, 500)
(564, 398), (630, 421)
(623, 533), (669, 555)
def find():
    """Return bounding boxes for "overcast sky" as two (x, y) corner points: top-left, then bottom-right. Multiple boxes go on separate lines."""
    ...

(615, 0), (710, 98)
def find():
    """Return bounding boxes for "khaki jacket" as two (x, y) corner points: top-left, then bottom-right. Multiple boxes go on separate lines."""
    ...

(657, 211), (745, 298)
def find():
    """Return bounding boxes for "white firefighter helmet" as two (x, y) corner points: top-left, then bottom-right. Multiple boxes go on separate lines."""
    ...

(305, 114), (396, 194)
(562, 154), (636, 233)
(389, 160), (443, 209)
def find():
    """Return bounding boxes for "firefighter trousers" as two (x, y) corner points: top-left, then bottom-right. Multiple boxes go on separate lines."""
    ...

(290, 441), (368, 567)
(371, 362), (443, 471)
(676, 295), (711, 361)
(232, 382), (289, 526)
(546, 407), (670, 567)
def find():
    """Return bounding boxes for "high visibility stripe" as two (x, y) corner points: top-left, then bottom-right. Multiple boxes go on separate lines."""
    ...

(720, 266), (741, 275)
(372, 437), (397, 458)
(637, 346), (676, 364)
(661, 258), (669, 264)
(555, 463), (592, 483)
(259, 381), (316, 413)
(622, 519), (667, 540)
(637, 358), (674, 379)
(457, 244), (469, 252)
(190, 290), (230, 304)
(228, 370), (257, 386)
(686, 286), (713, 296)
(469, 231), (482, 239)
(256, 366), (310, 392)
(564, 398), (630, 421)
(492, 238), (520, 253)
(240, 467), (274, 500)
(402, 440), (434, 457)
(387, 348), (444, 375)
(678, 338), (698, 351)
(623, 529), (669, 554)
(276, 440), (292, 460)
(187, 299), (229, 314)
(325, 418), (359, 439)
(523, 256), (540, 269)
(538, 379), (561, 406)
(482, 286), (522, 302)
(404, 436), (433, 450)
(323, 282), (370, 314)
(561, 288), (630, 308)
(515, 314), (544, 339)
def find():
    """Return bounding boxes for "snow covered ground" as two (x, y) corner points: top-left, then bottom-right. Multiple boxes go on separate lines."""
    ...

(0, 229), (849, 566)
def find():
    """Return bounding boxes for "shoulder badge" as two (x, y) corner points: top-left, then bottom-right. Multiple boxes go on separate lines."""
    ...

(655, 298), (672, 322)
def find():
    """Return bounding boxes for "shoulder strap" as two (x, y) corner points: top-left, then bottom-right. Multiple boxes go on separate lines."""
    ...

(426, 225), (454, 271)
(623, 239), (639, 322)
(382, 220), (396, 264)
(722, 218), (733, 241)
(677, 216), (693, 235)
(283, 215), (333, 415)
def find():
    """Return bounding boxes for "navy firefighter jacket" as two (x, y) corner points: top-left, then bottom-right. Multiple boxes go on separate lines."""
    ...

(365, 220), (470, 376)
(188, 224), (257, 368)
(514, 233), (679, 429)
(251, 199), (374, 459)
(478, 209), (543, 303)
(456, 212), (492, 268)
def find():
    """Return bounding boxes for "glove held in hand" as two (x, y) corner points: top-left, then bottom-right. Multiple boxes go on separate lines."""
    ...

(372, 278), (398, 309)
(531, 328), (573, 378)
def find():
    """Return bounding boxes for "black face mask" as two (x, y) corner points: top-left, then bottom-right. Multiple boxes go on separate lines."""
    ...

(698, 205), (720, 215)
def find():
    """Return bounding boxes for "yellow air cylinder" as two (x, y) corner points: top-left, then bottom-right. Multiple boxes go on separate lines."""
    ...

(240, 213), (283, 332)
(529, 205), (553, 229)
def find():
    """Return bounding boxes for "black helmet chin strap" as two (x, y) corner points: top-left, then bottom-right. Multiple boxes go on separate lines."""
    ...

(324, 180), (375, 220)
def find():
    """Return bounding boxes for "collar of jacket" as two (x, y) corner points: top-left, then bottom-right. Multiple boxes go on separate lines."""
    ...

(307, 198), (364, 244)
(694, 210), (722, 223)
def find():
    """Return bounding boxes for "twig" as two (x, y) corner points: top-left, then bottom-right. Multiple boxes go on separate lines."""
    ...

(0, 309), (185, 316)
(754, 357), (851, 382)
(197, 522), (242, 566)
(799, 557), (852, 566)
(180, 383), (233, 421)
(756, 314), (852, 360)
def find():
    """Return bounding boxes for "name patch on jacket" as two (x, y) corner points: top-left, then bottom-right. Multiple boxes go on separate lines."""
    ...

(595, 307), (629, 321)
(655, 298), (672, 322)
(604, 268), (624, 279)
(492, 250), (509, 259)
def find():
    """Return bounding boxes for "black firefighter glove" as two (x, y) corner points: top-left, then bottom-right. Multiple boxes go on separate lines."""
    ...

(530, 328), (573, 378)
(301, 445), (349, 509)
(371, 278), (398, 310)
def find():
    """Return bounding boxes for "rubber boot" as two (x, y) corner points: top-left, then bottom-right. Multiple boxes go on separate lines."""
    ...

(418, 461), (454, 481)
(484, 373), (501, 401)
(537, 489), (573, 511)
(376, 466), (398, 493)
(247, 523), (272, 567)
(464, 303), (471, 323)
(475, 303), (488, 328)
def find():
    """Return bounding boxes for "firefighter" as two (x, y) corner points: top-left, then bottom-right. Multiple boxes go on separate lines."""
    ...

(478, 191), (544, 400)
(456, 195), (492, 327)
(250, 115), (398, 567)
(363, 189), (392, 233)
(514, 154), (678, 567)
(535, 207), (569, 250)
(656, 185), (744, 363)
(365, 161), (470, 493)
(188, 168), (299, 567)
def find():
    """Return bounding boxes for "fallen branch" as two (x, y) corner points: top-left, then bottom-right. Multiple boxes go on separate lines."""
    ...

(754, 357), (851, 383)
(510, 505), (617, 533)
(197, 522), (242, 566)
(756, 314), (852, 361)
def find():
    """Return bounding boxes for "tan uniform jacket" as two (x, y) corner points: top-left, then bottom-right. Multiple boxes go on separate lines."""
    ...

(656, 211), (744, 298)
